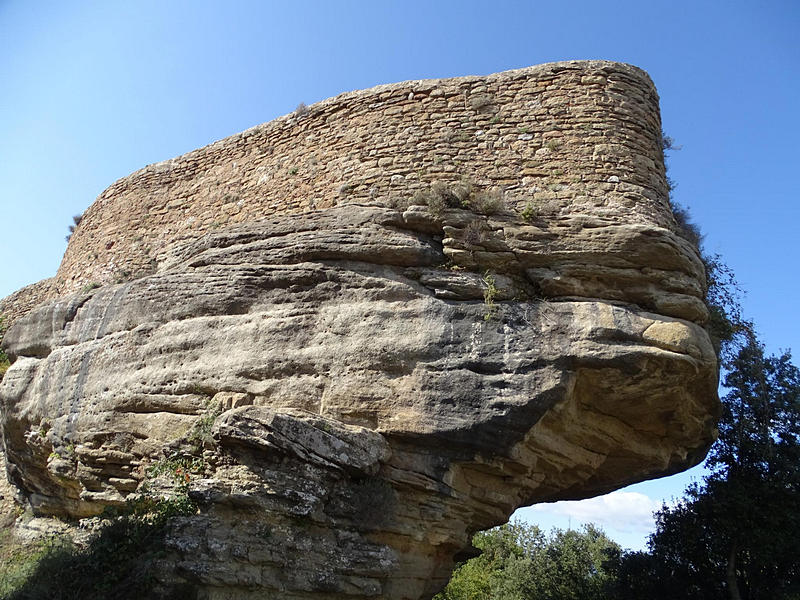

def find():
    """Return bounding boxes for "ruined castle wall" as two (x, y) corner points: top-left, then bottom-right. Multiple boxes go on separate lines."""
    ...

(2, 60), (671, 326)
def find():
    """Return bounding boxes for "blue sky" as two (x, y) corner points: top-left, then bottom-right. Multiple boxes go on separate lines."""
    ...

(1, 1), (798, 551)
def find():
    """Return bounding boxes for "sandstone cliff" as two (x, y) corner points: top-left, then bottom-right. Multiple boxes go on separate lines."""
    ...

(0, 61), (718, 599)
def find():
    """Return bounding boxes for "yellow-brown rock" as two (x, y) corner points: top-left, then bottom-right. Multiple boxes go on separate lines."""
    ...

(0, 61), (718, 599)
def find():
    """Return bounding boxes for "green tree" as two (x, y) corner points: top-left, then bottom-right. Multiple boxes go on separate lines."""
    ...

(435, 522), (620, 600)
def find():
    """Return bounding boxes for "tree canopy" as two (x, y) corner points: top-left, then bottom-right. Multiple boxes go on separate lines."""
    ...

(434, 522), (620, 600)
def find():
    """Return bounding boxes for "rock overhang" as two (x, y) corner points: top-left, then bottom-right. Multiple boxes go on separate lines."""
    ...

(0, 61), (718, 599)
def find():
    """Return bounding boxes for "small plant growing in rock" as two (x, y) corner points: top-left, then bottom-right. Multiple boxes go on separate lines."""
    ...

(669, 199), (704, 248)
(468, 189), (504, 215)
(65, 213), (83, 242)
(419, 182), (461, 217)
(546, 140), (561, 152)
(482, 271), (499, 321)
(294, 102), (309, 117)
(256, 524), (272, 541)
(387, 195), (413, 211)
(416, 180), (505, 218)
(186, 400), (223, 451)
(431, 181), (463, 209)
(414, 189), (442, 217)
(147, 454), (206, 486)
(661, 130), (681, 152)
(520, 201), (537, 222)
(462, 220), (485, 248)
(450, 180), (472, 207)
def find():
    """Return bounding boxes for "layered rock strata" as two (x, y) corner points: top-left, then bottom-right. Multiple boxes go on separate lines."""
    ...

(1, 61), (718, 599)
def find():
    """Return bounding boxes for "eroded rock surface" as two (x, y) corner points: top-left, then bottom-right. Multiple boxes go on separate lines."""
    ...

(1, 61), (718, 599)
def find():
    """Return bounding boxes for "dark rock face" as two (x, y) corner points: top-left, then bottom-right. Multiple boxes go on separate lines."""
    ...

(0, 62), (718, 599)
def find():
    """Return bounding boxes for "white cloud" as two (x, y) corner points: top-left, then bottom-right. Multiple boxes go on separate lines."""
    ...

(530, 491), (661, 534)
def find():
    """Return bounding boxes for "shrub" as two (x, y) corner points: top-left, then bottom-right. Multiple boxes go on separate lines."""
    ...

(482, 272), (499, 321)
(467, 189), (504, 215)
(431, 182), (464, 209)
(520, 201), (537, 222)
(417, 180), (505, 217)
(661, 130), (681, 152)
(669, 199), (703, 248)
(463, 220), (485, 248)
(185, 400), (223, 451)
(387, 195), (413, 211)
(0, 493), (197, 600)
(65, 213), (83, 243)
(146, 455), (206, 485)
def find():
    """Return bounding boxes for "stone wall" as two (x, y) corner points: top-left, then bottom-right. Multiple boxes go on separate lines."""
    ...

(1, 60), (677, 329)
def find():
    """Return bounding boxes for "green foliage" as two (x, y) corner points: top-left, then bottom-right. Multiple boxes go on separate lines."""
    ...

(669, 198), (704, 248)
(0, 493), (197, 600)
(660, 130), (681, 152)
(64, 213), (83, 243)
(146, 454), (206, 486)
(519, 201), (537, 222)
(185, 400), (223, 451)
(702, 254), (751, 366)
(1, 434), (203, 598)
(482, 271), (499, 321)
(662, 133), (703, 249)
(416, 180), (505, 217)
(0, 529), (52, 598)
(664, 185), (749, 362)
(435, 521), (620, 600)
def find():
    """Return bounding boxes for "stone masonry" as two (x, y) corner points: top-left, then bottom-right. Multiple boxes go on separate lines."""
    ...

(2, 60), (679, 327)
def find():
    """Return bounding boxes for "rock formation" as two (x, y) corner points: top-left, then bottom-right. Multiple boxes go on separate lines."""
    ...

(0, 61), (718, 598)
